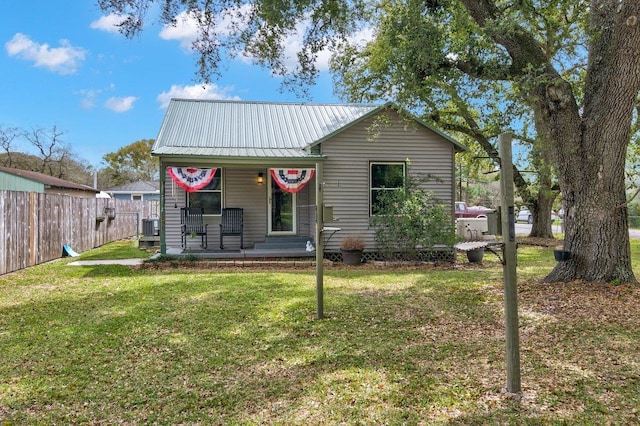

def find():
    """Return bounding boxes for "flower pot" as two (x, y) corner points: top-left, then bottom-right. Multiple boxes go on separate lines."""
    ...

(554, 249), (571, 262)
(466, 248), (485, 263)
(104, 207), (116, 220)
(341, 249), (363, 266)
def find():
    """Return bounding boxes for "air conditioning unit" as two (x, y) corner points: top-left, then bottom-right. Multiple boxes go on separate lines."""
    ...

(142, 218), (160, 236)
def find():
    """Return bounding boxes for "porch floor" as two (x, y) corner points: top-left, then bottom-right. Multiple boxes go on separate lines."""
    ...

(171, 235), (318, 259)
(167, 246), (316, 259)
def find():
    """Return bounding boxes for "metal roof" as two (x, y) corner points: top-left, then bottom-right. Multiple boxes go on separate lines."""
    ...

(104, 180), (160, 193)
(153, 99), (467, 159)
(0, 166), (98, 192)
(153, 99), (382, 158)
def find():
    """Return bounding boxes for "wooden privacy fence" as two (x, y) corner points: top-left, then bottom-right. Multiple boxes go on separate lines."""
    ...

(0, 191), (158, 275)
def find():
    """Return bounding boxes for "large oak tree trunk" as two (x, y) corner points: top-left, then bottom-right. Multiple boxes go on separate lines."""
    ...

(540, 1), (640, 283)
(463, 0), (640, 283)
(526, 149), (558, 239)
(528, 183), (556, 239)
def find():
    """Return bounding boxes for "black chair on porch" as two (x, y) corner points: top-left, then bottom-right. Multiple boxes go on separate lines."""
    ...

(220, 208), (244, 249)
(181, 207), (208, 249)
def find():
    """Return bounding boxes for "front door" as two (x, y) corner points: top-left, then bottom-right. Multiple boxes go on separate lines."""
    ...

(268, 174), (296, 235)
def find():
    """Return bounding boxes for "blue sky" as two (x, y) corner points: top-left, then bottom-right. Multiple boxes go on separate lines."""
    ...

(0, 2), (343, 168)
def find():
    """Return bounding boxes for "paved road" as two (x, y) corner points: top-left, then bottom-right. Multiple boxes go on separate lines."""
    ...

(515, 223), (640, 239)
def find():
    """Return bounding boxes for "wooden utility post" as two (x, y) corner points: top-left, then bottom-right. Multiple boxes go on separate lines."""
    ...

(499, 133), (521, 393)
(315, 161), (324, 319)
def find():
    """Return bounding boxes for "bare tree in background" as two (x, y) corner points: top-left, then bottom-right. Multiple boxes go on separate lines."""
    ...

(0, 126), (20, 167)
(0, 124), (92, 185)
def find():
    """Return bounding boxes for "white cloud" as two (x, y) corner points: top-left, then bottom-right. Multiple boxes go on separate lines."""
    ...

(242, 23), (375, 74)
(90, 14), (128, 34)
(159, 5), (254, 51)
(156, 7), (374, 75)
(76, 84), (119, 109)
(157, 83), (240, 109)
(349, 27), (376, 49)
(158, 10), (201, 50)
(77, 89), (99, 109)
(105, 96), (137, 113)
(285, 21), (332, 72)
(5, 33), (86, 75)
(215, 4), (254, 36)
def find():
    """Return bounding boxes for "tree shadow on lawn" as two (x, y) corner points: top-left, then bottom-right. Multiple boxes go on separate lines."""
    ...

(3, 268), (633, 424)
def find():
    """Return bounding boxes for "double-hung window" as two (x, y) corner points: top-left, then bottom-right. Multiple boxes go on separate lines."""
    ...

(188, 170), (223, 215)
(370, 162), (405, 216)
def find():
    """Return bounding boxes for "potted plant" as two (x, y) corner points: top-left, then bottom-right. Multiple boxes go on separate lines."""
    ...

(553, 245), (571, 262)
(466, 247), (485, 263)
(340, 235), (365, 265)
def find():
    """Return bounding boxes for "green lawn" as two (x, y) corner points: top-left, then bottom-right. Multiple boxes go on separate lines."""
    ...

(1, 239), (639, 424)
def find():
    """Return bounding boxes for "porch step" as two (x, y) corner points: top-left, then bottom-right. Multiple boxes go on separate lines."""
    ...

(254, 236), (314, 250)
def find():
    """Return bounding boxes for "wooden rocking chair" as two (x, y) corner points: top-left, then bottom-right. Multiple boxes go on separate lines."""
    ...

(181, 207), (208, 249)
(220, 208), (244, 249)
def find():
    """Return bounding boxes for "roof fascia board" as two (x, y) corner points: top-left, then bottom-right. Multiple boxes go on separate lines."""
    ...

(158, 155), (325, 167)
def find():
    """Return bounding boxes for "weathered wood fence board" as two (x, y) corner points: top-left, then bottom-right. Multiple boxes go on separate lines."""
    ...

(1, 191), (157, 275)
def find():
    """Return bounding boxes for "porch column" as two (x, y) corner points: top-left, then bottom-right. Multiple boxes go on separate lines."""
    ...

(315, 160), (324, 319)
(159, 159), (166, 254)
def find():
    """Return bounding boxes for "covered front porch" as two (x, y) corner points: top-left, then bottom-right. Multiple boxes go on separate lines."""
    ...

(160, 162), (334, 258)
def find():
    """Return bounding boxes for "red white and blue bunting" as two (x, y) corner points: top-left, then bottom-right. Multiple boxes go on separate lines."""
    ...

(167, 167), (217, 192)
(270, 168), (316, 193)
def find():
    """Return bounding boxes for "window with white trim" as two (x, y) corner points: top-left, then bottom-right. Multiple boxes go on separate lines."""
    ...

(370, 162), (405, 215)
(188, 170), (223, 215)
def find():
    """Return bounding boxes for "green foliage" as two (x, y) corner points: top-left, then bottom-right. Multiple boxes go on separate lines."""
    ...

(329, 0), (560, 224)
(102, 139), (158, 186)
(371, 175), (457, 260)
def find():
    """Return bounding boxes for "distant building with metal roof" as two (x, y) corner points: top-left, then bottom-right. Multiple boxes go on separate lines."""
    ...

(0, 166), (99, 198)
(104, 180), (160, 201)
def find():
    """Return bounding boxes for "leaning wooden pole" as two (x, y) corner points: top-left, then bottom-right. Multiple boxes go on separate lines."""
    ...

(499, 133), (522, 393)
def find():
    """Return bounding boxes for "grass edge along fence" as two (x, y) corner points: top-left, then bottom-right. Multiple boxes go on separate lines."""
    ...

(0, 190), (156, 275)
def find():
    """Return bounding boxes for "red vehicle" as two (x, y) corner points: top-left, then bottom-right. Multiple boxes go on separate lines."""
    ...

(455, 201), (494, 219)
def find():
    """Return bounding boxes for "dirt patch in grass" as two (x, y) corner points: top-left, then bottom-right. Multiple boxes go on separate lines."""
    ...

(517, 236), (562, 247)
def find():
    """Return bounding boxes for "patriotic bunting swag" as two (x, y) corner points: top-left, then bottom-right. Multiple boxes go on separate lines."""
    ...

(270, 168), (315, 193)
(167, 167), (217, 192)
